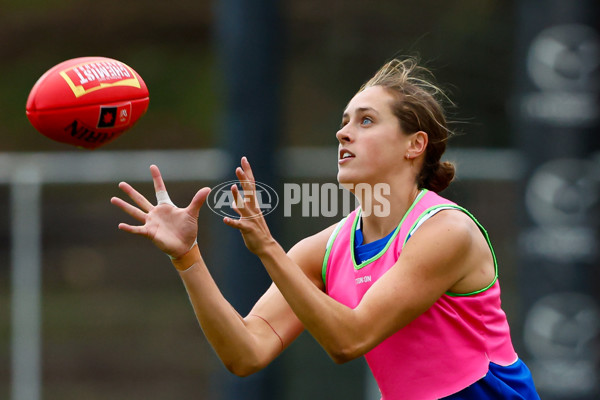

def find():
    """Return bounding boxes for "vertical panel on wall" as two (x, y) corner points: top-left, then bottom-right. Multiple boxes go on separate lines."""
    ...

(512, 1), (600, 399)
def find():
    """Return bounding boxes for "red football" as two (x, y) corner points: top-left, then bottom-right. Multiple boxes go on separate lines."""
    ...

(26, 56), (150, 149)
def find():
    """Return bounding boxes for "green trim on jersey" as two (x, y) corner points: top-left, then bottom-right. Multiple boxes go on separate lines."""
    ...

(403, 204), (499, 297)
(321, 189), (429, 288)
(321, 217), (347, 286)
(350, 189), (428, 270)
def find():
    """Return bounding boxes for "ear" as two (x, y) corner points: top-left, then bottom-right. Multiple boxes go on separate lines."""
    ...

(408, 131), (428, 158)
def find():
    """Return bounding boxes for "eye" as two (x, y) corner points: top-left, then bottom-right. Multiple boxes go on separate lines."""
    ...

(361, 117), (373, 125)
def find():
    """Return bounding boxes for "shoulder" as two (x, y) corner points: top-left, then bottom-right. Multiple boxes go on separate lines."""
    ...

(413, 208), (478, 247)
(403, 208), (480, 272)
(407, 207), (496, 294)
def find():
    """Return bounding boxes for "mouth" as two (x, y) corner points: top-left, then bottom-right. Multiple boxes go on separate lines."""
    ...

(339, 148), (355, 163)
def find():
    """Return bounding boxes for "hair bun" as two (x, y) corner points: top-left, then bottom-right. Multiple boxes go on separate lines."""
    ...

(420, 161), (455, 192)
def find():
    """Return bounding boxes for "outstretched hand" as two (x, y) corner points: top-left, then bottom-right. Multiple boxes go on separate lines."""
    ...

(111, 165), (211, 258)
(223, 157), (276, 256)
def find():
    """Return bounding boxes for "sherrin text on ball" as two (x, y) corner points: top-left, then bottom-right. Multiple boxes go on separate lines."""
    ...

(26, 56), (150, 149)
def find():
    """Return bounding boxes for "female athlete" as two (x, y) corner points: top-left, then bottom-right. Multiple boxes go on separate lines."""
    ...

(111, 58), (540, 399)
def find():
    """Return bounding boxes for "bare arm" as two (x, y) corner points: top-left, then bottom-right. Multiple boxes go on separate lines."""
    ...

(110, 165), (332, 376)
(172, 225), (333, 376)
(227, 158), (494, 363)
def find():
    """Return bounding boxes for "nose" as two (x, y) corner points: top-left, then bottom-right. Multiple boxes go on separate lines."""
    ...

(336, 125), (352, 144)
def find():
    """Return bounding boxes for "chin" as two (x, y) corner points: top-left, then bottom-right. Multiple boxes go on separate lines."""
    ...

(337, 172), (357, 191)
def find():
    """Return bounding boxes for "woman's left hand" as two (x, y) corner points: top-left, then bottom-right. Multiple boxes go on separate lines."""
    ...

(223, 157), (277, 256)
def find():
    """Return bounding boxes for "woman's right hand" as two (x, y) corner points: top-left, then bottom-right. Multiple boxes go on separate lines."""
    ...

(110, 164), (211, 258)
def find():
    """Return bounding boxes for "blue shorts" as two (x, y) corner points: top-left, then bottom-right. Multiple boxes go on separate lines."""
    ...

(442, 359), (540, 399)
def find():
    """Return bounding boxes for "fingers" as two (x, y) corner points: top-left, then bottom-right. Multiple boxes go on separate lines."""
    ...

(114, 160), (258, 238)
(223, 216), (245, 230)
(240, 156), (255, 182)
(111, 196), (147, 223)
(117, 222), (148, 236)
(156, 190), (175, 206)
(150, 164), (167, 193)
(230, 182), (262, 220)
(236, 157), (256, 190)
(118, 181), (154, 212)
(230, 183), (245, 218)
(150, 165), (177, 206)
(235, 157), (260, 212)
(187, 187), (211, 217)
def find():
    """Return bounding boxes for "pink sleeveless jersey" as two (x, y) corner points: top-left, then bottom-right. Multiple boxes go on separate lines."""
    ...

(322, 190), (518, 399)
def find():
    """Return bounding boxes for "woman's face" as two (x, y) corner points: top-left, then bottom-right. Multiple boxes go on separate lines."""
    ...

(336, 85), (411, 187)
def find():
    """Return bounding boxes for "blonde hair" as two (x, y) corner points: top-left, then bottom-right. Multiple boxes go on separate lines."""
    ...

(360, 58), (455, 192)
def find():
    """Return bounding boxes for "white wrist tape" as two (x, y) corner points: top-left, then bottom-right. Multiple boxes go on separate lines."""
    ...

(156, 190), (175, 206)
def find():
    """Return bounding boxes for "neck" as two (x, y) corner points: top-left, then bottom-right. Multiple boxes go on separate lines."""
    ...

(355, 182), (421, 244)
